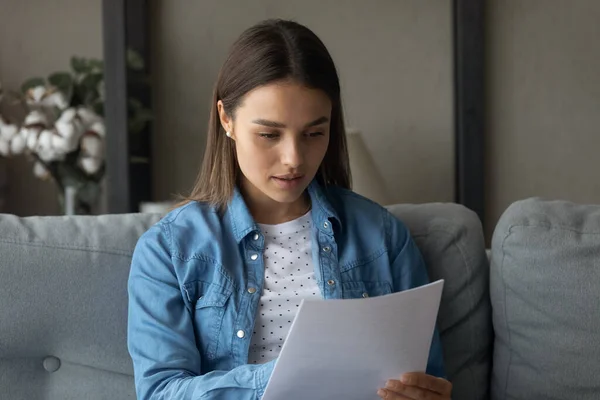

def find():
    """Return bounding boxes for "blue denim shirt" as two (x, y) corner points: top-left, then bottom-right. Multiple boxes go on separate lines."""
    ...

(128, 180), (445, 400)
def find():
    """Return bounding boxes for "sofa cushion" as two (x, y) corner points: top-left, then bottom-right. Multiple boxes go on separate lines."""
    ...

(490, 198), (600, 399)
(388, 203), (493, 400)
(0, 213), (160, 400)
(0, 203), (491, 400)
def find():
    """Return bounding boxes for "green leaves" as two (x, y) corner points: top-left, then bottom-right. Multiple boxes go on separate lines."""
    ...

(89, 59), (104, 72)
(92, 101), (104, 116)
(127, 49), (145, 71)
(71, 57), (88, 74)
(128, 98), (153, 135)
(71, 56), (103, 75)
(128, 109), (153, 135)
(48, 72), (74, 104)
(77, 180), (102, 205)
(21, 77), (46, 93)
(78, 72), (103, 108)
(66, 56), (104, 109)
(48, 72), (73, 91)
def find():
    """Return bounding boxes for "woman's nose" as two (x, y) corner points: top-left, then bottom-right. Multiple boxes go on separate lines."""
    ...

(280, 138), (304, 168)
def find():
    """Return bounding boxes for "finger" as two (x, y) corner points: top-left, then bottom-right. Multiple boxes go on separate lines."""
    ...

(377, 388), (412, 400)
(385, 380), (445, 400)
(401, 373), (452, 396)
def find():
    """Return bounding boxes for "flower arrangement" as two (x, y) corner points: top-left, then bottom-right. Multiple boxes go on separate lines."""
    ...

(0, 52), (151, 214)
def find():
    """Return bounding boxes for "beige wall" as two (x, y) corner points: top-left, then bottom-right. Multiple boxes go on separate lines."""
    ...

(0, 0), (102, 216)
(150, 0), (454, 205)
(4, 0), (599, 235)
(486, 0), (600, 238)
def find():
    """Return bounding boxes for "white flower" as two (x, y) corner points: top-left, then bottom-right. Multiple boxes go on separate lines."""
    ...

(10, 134), (26, 155)
(33, 129), (67, 162)
(50, 134), (71, 153)
(55, 119), (78, 140)
(37, 149), (54, 162)
(45, 91), (69, 110)
(0, 116), (20, 156)
(57, 107), (78, 123)
(77, 107), (102, 128)
(26, 127), (42, 150)
(20, 126), (37, 140)
(89, 121), (105, 137)
(38, 148), (65, 162)
(0, 127), (28, 157)
(54, 108), (85, 153)
(80, 132), (104, 158)
(24, 110), (49, 127)
(36, 129), (54, 152)
(19, 126), (28, 140)
(26, 86), (47, 104)
(57, 108), (84, 135)
(25, 85), (70, 112)
(79, 156), (103, 175)
(0, 139), (9, 156)
(30, 127), (75, 160)
(33, 162), (50, 180)
(0, 123), (18, 142)
(78, 131), (104, 175)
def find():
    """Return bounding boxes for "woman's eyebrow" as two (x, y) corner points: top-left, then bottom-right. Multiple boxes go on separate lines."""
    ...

(251, 116), (329, 129)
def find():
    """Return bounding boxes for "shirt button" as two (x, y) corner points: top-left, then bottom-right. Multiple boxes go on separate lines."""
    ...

(362, 292), (369, 298)
(250, 254), (258, 261)
(237, 330), (245, 338)
(323, 246), (331, 253)
(253, 233), (260, 241)
(247, 287), (257, 294)
(323, 221), (329, 229)
(327, 279), (335, 286)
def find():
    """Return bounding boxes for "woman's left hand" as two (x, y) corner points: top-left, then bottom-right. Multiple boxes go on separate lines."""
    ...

(377, 372), (452, 399)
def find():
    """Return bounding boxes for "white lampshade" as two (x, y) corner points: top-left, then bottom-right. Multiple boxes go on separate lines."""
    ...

(139, 201), (175, 215)
(346, 128), (391, 205)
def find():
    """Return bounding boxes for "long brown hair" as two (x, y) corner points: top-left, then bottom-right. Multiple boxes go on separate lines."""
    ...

(180, 19), (351, 211)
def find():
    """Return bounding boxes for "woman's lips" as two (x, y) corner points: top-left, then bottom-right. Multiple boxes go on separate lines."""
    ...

(272, 175), (305, 189)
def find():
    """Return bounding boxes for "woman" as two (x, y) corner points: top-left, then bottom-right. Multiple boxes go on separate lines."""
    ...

(128, 19), (452, 400)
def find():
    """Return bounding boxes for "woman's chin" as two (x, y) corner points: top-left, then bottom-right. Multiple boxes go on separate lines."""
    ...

(265, 179), (307, 202)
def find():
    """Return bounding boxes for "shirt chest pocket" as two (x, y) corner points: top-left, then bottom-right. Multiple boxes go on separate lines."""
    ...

(341, 281), (393, 299)
(182, 281), (232, 360)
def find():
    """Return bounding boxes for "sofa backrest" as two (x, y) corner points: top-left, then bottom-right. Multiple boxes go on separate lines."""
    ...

(490, 198), (600, 400)
(0, 213), (160, 400)
(389, 203), (493, 400)
(0, 203), (492, 400)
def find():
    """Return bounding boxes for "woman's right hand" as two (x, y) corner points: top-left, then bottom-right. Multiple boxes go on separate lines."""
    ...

(376, 372), (452, 399)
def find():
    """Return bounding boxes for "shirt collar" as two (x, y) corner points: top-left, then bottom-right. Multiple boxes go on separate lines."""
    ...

(226, 179), (341, 243)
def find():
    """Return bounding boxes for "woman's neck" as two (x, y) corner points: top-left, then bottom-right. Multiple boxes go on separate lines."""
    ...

(240, 181), (311, 225)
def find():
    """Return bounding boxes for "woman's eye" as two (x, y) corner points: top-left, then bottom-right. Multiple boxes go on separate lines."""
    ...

(259, 133), (279, 140)
(258, 131), (323, 140)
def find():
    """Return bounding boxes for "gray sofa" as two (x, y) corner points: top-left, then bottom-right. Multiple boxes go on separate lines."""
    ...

(1, 198), (599, 399)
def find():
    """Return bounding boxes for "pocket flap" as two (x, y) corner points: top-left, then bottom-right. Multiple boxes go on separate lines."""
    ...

(183, 281), (232, 309)
(196, 288), (230, 308)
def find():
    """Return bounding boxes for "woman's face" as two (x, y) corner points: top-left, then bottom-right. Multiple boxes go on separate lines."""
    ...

(218, 81), (331, 208)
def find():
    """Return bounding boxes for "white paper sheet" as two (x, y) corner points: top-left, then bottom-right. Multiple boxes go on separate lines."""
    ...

(261, 279), (444, 400)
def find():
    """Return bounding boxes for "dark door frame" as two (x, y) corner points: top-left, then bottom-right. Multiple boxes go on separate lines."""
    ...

(453, 0), (486, 228)
(102, 0), (152, 214)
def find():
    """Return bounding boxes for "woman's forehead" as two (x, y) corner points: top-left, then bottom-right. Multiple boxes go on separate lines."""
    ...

(236, 82), (332, 122)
